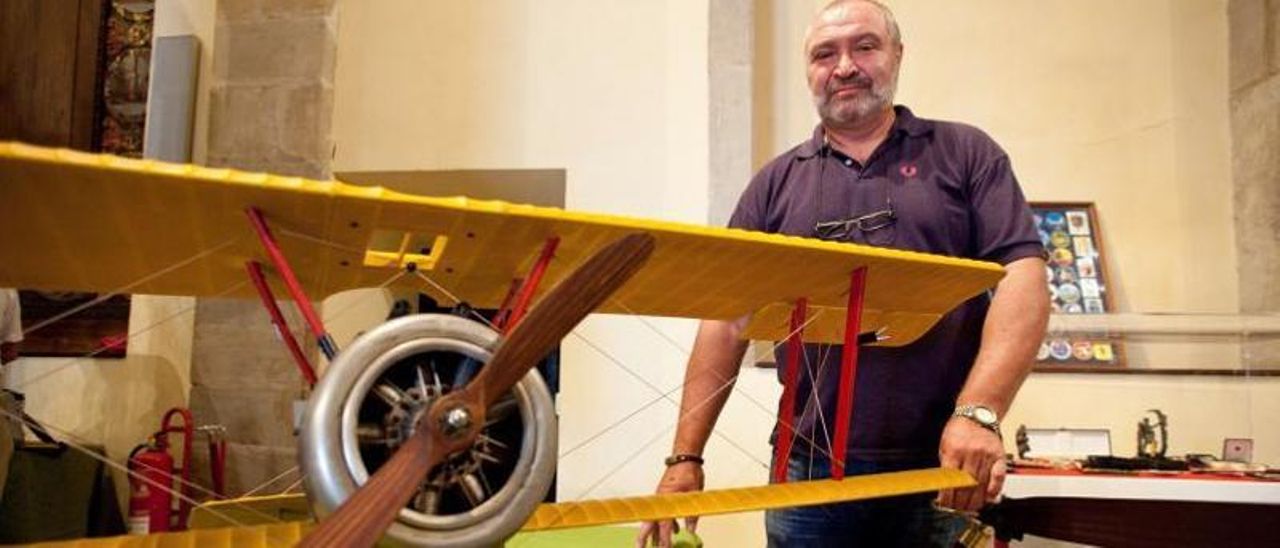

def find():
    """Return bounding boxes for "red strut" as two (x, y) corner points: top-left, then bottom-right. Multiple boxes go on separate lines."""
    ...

(831, 267), (868, 479)
(502, 237), (559, 333)
(245, 261), (318, 386)
(772, 298), (807, 484)
(244, 207), (339, 360)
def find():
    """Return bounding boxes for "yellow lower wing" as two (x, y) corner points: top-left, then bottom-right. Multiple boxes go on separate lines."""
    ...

(31, 522), (308, 547)
(523, 468), (974, 531)
(33, 469), (971, 546)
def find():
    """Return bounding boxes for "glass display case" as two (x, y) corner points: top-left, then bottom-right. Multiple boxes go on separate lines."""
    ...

(1007, 312), (1280, 508)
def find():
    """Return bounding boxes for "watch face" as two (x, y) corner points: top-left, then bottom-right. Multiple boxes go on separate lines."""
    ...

(973, 407), (997, 424)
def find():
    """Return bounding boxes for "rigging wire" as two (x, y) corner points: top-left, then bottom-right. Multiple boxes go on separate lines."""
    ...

(0, 406), (281, 534)
(2, 229), (410, 532)
(20, 237), (243, 338)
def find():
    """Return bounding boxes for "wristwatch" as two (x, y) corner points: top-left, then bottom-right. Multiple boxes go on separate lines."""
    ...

(952, 404), (1001, 437)
(664, 453), (704, 467)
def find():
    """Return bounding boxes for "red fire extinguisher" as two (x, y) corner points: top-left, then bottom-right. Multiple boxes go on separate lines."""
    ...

(127, 440), (173, 534)
(127, 408), (194, 534)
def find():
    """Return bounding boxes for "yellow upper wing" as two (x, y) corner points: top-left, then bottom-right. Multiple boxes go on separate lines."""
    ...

(0, 142), (1004, 345)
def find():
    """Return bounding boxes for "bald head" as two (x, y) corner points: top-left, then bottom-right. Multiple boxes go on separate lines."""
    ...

(803, 0), (903, 129)
(805, 0), (901, 54)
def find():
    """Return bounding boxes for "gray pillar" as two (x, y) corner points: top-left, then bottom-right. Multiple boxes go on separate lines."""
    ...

(709, 0), (755, 226)
(1229, 0), (1280, 365)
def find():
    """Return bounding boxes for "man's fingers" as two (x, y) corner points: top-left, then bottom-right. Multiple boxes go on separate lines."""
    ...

(635, 519), (680, 548)
(636, 521), (663, 548)
(986, 457), (1007, 502)
(657, 518), (678, 548)
(635, 522), (655, 548)
(956, 461), (979, 511)
(936, 487), (953, 509)
(943, 454), (982, 512)
(937, 450), (961, 508)
(960, 454), (991, 511)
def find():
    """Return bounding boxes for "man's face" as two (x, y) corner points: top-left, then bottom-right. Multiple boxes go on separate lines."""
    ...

(805, 2), (902, 127)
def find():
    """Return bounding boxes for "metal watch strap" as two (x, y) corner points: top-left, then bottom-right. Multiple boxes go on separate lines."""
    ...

(664, 453), (704, 467)
(953, 404), (1002, 437)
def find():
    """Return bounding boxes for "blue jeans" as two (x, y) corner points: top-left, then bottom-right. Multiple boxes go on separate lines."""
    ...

(765, 454), (969, 547)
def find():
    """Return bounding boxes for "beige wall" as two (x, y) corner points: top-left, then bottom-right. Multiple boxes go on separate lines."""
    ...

(332, 1), (711, 223)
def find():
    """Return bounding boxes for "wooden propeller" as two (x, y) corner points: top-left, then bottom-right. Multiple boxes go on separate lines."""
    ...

(299, 233), (655, 547)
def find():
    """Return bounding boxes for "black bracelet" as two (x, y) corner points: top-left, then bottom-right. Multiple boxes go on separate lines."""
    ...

(664, 453), (704, 467)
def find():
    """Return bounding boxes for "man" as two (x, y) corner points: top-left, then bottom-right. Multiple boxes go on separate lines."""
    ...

(638, 1), (1048, 546)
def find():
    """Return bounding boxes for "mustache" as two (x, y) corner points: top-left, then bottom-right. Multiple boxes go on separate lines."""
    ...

(826, 74), (874, 94)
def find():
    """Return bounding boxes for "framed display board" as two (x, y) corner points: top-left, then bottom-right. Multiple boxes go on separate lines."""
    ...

(17, 291), (130, 358)
(1030, 202), (1125, 370)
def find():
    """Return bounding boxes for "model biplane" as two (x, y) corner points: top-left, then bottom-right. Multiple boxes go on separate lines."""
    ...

(0, 140), (998, 547)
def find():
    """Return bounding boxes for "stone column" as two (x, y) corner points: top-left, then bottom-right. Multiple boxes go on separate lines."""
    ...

(191, 0), (337, 495)
(1229, 0), (1280, 365)
(207, 0), (337, 179)
(709, 0), (755, 227)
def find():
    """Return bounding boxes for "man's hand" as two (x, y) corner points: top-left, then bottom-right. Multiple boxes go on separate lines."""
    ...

(937, 416), (1005, 512)
(635, 462), (704, 548)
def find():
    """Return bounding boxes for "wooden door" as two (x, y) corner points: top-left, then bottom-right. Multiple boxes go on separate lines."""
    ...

(0, 0), (104, 150)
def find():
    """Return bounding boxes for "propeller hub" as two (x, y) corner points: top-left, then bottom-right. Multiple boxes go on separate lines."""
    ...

(439, 406), (473, 438)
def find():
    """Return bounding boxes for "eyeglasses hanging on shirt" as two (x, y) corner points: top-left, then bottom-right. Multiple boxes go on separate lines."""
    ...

(814, 198), (896, 241)
(812, 137), (901, 246)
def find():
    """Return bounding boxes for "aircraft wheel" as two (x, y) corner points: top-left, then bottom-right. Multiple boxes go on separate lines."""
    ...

(300, 313), (557, 547)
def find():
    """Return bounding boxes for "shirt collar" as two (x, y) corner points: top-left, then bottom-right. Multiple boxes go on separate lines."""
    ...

(796, 105), (933, 159)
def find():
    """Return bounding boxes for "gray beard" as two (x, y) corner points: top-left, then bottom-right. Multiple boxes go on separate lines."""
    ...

(814, 75), (898, 126)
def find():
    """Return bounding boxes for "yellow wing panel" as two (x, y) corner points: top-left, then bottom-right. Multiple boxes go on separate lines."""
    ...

(522, 468), (974, 531)
(0, 142), (1004, 345)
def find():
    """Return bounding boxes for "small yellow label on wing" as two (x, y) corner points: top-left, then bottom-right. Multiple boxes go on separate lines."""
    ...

(521, 467), (974, 531)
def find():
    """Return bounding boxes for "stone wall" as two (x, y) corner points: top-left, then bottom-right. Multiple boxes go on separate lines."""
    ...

(189, 300), (311, 494)
(1229, 0), (1280, 365)
(207, 0), (336, 179)
(190, 0), (337, 496)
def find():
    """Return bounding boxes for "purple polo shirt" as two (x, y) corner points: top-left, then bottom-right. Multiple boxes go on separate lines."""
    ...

(730, 106), (1042, 463)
